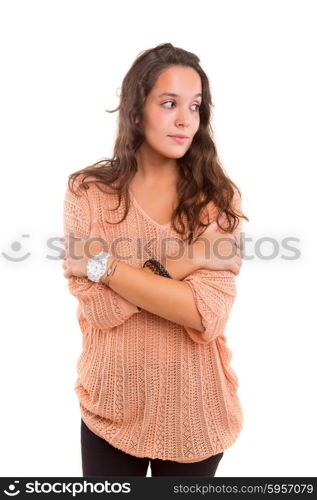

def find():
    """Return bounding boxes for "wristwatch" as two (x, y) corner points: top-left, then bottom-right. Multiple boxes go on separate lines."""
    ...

(86, 251), (112, 282)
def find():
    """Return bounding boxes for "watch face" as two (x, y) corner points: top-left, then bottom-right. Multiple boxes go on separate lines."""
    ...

(87, 251), (109, 282)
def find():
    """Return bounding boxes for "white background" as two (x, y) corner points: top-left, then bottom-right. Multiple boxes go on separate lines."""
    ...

(0, 0), (316, 478)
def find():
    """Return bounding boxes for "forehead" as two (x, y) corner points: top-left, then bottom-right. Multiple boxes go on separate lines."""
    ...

(150, 66), (202, 96)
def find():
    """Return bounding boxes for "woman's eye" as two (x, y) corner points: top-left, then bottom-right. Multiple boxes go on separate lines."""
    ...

(162, 101), (175, 109)
(192, 103), (200, 111)
(161, 101), (200, 111)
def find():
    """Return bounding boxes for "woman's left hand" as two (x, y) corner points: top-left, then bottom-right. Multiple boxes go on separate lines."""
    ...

(61, 219), (106, 279)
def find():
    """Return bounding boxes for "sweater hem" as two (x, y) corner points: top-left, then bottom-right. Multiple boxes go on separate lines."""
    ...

(80, 413), (242, 464)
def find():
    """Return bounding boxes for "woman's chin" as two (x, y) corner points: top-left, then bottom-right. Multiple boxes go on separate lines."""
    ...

(163, 148), (188, 159)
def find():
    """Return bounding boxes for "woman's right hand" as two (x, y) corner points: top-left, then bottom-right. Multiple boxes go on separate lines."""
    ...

(190, 221), (243, 275)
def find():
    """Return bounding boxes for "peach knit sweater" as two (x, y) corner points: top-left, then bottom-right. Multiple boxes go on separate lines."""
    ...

(63, 173), (243, 463)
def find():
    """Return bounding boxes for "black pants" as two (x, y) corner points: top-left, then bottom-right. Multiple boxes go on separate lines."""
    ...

(81, 418), (224, 477)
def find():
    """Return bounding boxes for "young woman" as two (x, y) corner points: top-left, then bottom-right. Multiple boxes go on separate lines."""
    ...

(61, 42), (248, 477)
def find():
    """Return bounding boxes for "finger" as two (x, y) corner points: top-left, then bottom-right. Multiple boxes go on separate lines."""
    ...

(62, 260), (70, 271)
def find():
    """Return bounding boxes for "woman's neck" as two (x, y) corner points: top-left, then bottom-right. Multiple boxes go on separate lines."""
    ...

(135, 148), (179, 188)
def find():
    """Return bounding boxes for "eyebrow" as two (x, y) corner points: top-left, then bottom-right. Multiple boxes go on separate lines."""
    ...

(157, 92), (202, 98)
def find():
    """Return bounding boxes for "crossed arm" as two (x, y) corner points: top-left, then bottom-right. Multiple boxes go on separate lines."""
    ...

(63, 177), (240, 344)
(102, 254), (205, 332)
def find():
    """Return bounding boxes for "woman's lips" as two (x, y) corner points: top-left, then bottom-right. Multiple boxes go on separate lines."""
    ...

(168, 135), (188, 144)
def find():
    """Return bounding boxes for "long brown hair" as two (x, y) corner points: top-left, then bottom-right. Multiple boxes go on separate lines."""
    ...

(68, 42), (249, 243)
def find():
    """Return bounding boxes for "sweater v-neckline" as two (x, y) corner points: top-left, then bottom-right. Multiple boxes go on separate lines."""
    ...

(128, 189), (172, 230)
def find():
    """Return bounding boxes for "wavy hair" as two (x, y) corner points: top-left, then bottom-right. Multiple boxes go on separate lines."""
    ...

(68, 42), (249, 243)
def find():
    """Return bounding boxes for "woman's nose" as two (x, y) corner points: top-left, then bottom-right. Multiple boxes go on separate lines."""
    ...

(175, 108), (190, 126)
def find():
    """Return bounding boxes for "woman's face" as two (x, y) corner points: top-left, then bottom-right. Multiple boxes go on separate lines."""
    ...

(139, 65), (202, 159)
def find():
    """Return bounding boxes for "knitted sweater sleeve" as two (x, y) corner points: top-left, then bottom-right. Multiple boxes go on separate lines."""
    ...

(182, 269), (237, 344)
(63, 176), (141, 329)
(182, 191), (243, 345)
